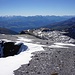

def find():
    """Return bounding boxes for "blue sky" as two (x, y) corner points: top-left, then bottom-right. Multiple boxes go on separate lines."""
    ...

(0, 0), (75, 16)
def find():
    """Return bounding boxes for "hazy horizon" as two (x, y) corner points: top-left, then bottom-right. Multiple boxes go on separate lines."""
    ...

(0, 15), (75, 17)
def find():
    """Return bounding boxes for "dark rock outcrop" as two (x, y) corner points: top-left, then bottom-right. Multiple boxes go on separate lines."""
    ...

(20, 29), (33, 35)
(3, 42), (14, 57)
(63, 26), (75, 39)
(0, 41), (23, 57)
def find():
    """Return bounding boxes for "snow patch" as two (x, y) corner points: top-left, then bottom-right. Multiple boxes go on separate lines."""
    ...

(17, 37), (32, 42)
(0, 39), (12, 42)
(54, 43), (75, 46)
(44, 44), (68, 48)
(48, 45), (67, 48)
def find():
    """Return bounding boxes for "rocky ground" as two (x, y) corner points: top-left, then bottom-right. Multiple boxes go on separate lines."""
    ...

(14, 47), (75, 75)
(0, 30), (75, 75)
(14, 30), (75, 75)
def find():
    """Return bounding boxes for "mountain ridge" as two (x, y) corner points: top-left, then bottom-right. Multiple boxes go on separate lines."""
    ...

(44, 17), (75, 39)
(45, 17), (75, 30)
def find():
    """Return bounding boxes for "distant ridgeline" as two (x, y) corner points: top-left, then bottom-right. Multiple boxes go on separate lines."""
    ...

(0, 16), (73, 32)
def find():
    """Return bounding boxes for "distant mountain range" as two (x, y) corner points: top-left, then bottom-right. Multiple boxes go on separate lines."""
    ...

(0, 15), (74, 32)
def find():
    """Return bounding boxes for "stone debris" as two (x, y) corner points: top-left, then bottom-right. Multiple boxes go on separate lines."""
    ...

(14, 46), (75, 75)
(14, 29), (75, 75)
(20, 28), (75, 43)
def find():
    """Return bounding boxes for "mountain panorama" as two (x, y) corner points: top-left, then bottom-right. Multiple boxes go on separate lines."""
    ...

(0, 15), (75, 75)
(0, 15), (74, 32)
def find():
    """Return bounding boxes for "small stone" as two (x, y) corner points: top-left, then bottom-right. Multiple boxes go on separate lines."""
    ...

(27, 63), (30, 66)
(26, 71), (29, 73)
(51, 73), (58, 75)
(37, 72), (41, 74)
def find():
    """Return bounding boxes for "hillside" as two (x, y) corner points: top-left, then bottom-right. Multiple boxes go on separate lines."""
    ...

(46, 17), (75, 30)
(0, 27), (18, 34)
(44, 17), (75, 39)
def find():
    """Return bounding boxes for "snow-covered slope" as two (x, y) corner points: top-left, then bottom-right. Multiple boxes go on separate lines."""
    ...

(0, 37), (44, 75)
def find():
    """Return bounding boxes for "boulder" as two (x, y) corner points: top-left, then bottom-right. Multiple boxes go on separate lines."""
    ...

(20, 29), (33, 35)
(20, 30), (27, 34)
(41, 28), (51, 32)
(0, 41), (22, 57)
(51, 73), (58, 75)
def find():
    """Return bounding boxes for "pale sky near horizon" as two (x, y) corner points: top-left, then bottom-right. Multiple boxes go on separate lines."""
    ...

(0, 0), (75, 16)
